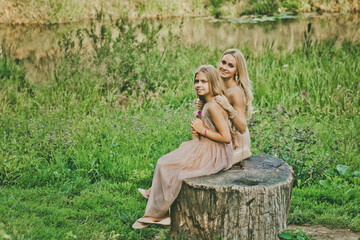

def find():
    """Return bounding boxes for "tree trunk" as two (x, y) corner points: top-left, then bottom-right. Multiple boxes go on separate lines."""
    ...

(170, 154), (294, 240)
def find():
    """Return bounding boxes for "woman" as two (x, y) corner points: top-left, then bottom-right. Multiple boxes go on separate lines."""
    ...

(198, 49), (253, 164)
(132, 65), (233, 229)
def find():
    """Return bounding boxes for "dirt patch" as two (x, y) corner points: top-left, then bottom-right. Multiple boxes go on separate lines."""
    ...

(288, 225), (360, 240)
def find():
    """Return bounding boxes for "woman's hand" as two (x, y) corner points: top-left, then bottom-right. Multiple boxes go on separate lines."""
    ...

(191, 118), (206, 135)
(215, 94), (233, 112)
(196, 98), (204, 110)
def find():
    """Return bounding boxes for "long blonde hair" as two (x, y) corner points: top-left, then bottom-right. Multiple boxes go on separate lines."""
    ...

(194, 65), (226, 102)
(220, 49), (254, 119)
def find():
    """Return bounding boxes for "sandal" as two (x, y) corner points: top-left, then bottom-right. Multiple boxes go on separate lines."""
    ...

(137, 217), (171, 226)
(137, 188), (149, 199)
(132, 221), (149, 229)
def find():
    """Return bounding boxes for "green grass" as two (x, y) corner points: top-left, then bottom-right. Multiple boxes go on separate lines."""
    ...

(0, 182), (169, 239)
(0, 17), (359, 239)
(290, 183), (360, 231)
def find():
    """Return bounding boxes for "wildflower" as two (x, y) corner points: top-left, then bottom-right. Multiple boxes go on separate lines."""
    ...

(302, 88), (309, 97)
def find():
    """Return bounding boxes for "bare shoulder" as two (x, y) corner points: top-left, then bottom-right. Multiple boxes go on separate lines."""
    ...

(228, 87), (245, 106)
(208, 100), (227, 116)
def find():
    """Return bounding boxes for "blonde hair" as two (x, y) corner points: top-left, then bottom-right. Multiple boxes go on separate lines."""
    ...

(194, 65), (226, 102)
(220, 49), (254, 119)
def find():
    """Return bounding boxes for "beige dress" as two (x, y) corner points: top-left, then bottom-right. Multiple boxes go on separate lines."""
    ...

(227, 86), (252, 164)
(144, 100), (233, 218)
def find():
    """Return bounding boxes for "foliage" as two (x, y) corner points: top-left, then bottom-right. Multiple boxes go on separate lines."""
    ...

(279, 228), (316, 240)
(250, 0), (280, 15)
(250, 109), (330, 187)
(209, 0), (223, 18)
(289, 171), (360, 230)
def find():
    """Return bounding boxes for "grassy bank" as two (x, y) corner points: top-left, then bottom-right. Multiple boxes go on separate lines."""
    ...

(0, 17), (359, 239)
(0, 0), (359, 25)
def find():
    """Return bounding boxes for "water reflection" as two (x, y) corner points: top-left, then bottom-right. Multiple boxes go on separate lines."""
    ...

(0, 13), (359, 80)
(180, 13), (359, 50)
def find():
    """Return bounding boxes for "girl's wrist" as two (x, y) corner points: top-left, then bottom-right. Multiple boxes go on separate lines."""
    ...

(200, 128), (206, 136)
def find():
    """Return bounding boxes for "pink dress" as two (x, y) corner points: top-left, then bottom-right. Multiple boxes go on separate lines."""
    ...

(227, 86), (252, 164)
(144, 100), (233, 218)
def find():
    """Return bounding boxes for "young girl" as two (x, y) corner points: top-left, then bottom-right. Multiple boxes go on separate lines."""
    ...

(132, 65), (233, 229)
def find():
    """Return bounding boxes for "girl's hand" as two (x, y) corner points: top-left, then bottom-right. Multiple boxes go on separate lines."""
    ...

(191, 118), (206, 135)
(190, 127), (199, 139)
(193, 110), (202, 118)
(196, 98), (204, 110)
(215, 94), (233, 112)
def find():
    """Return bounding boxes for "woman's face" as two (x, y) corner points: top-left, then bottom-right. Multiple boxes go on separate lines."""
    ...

(194, 72), (210, 96)
(219, 54), (237, 79)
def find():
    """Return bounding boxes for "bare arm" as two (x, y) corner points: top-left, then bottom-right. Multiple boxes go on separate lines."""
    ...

(228, 90), (247, 134)
(215, 90), (247, 134)
(191, 103), (231, 144)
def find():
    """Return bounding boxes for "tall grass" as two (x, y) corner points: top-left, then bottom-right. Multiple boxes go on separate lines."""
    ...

(1, 0), (358, 24)
(0, 0), (205, 24)
(0, 16), (359, 238)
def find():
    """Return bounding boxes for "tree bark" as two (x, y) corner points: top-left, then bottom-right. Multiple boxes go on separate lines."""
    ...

(170, 154), (294, 240)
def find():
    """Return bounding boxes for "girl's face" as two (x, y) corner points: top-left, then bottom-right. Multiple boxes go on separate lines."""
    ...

(194, 72), (210, 96)
(219, 54), (237, 79)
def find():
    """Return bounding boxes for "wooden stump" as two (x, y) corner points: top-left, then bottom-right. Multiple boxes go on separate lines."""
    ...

(170, 154), (294, 240)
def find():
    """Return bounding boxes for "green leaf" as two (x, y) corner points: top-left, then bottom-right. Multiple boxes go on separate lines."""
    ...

(336, 164), (351, 177)
(278, 232), (293, 239)
(353, 171), (360, 178)
(319, 180), (328, 187)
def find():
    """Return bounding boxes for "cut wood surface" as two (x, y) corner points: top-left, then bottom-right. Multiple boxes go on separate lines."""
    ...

(170, 154), (294, 240)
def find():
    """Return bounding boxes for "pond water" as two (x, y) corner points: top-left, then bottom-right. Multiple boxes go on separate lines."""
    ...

(0, 13), (359, 80)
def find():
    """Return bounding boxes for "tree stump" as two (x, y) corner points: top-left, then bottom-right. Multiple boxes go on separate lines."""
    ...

(170, 154), (294, 240)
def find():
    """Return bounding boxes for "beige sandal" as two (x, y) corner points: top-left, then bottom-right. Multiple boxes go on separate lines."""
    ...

(137, 217), (171, 226)
(137, 188), (149, 199)
(132, 221), (149, 229)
